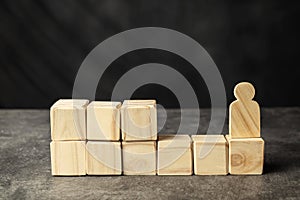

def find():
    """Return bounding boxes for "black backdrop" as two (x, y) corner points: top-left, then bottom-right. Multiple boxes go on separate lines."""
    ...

(0, 0), (299, 108)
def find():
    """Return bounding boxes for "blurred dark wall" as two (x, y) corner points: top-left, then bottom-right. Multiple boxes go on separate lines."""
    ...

(0, 0), (299, 108)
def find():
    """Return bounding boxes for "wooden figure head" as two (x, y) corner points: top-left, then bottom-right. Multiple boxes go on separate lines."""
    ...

(234, 82), (255, 101)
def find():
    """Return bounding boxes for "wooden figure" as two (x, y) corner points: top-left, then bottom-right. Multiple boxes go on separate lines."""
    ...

(157, 135), (192, 175)
(121, 100), (157, 141)
(87, 101), (121, 141)
(192, 135), (228, 175)
(229, 82), (260, 138)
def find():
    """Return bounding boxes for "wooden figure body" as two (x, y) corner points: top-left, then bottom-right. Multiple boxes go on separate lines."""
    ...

(229, 82), (260, 138)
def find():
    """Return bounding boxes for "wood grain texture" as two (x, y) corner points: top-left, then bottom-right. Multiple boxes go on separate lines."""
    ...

(50, 141), (86, 176)
(192, 135), (228, 175)
(86, 141), (122, 175)
(50, 99), (89, 141)
(121, 100), (157, 141)
(123, 100), (156, 105)
(229, 82), (261, 138)
(87, 101), (121, 141)
(158, 135), (192, 175)
(122, 141), (156, 175)
(226, 135), (264, 175)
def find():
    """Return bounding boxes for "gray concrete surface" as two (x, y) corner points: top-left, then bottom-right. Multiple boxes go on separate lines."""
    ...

(0, 108), (299, 199)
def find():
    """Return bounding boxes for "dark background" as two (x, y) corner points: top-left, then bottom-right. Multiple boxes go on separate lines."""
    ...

(0, 0), (299, 108)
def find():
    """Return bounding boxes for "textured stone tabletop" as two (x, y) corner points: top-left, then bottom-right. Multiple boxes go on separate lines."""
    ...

(0, 108), (299, 199)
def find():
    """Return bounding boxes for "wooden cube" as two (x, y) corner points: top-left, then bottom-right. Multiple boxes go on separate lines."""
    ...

(50, 141), (86, 176)
(121, 100), (157, 141)
(192, 135), (228, 175)
(87, 101), (121, 141)
(50, 99), (89, 141)
(158, 135), (192, 175)
(226, 136), (264, 175)
(122, 141), (156, 175)
(86, 141), (122, 175)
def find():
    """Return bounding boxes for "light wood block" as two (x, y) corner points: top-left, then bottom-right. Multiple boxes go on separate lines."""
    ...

(229, 82), (260, 138)
(192, 135), (228, 175)
(50, 141), (86, 176)
(86, 141), (122, 175)
(87, 101), (121, 141)
(158, 135), (192, 175)
(122, 141), (156, 175)
(121, 100), (157, 141)
(50, 99), (89, 141)
(226, 136), (264, 175)
(123, 99), (156, 105)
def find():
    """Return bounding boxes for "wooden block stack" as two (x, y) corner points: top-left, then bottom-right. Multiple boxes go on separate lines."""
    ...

(49, 81), (265, 176)
(227, 82), (265, 175)
(86, 101), (122, 175)
(50, 99), (89, 176)
(121, 100), (157, 175)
